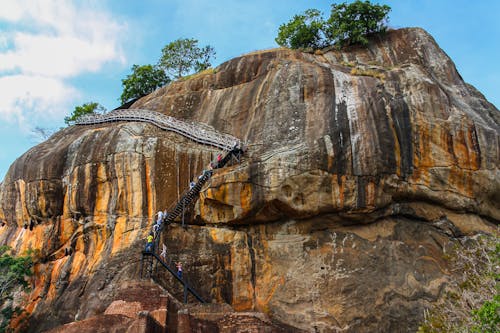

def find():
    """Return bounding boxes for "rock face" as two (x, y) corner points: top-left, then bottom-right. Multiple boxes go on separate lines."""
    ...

(0, 28), (498, 332)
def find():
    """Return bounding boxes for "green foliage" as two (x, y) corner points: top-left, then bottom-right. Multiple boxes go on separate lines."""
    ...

(0, 246), (33, 297)
(64, 102), (106, 125)
(326, 0), (391, 47)
(120, 64), (170, 104)
(471, 294), (500, 332)
(0, 306), (22, 333)
(275, 1), (391, 50)
(418, 234), (500, 332)
(117, 38), (216, 103)
(275, 9), (327, 49)
(158, 38), (216, 79)
(0, 246), (33, 333)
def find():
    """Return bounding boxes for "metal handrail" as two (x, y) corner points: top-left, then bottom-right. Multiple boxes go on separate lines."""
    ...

(142, 251), (206, 303)
(75, 108), (241, 151)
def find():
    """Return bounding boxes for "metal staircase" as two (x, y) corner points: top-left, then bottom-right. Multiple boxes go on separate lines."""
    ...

(154, 146), (242, 238)
(141, 147), (242, 303)
(75, 108), (244, 304)
(141, 251), (206, 303)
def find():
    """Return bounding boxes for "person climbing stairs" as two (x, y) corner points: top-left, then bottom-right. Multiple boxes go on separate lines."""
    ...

(75, 107), (245, 304)
(154, 145), (243, 239)
(141, 144), (244, 303)
(141, 251), (205, 303)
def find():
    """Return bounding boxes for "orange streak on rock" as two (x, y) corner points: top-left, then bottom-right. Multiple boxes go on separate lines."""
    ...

(74, 231), (85, 254)
(230, 232), (254, 311)
(411, 116), (432, 188)
(454, 128), (468, 168)
(240, 183), (253, 216)
(466, 125), (480, 170)
(453, 125), (480, 171)
(29, 263), (48, 303)
(69, 251), (86, 280)
(59, 217), (76, 248)
(94, 164), (110, 215)
(111, 216), (129, 255)
(16, 180), (28, 224)
(145, 160), (153, 221)
(46, 257), (68, 301)
(37, 180), (47, 216)
(209, 227), (233, 244)
(256, 275), (285, 314)
(86, 228), (106, 273)
(448, 167), (474, 198)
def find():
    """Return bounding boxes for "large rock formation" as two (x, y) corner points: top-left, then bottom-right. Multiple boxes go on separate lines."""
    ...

(0, 28), (498, 332)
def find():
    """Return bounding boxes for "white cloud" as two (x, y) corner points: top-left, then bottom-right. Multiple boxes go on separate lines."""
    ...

(0, 75), (78, 128)
(0, 0), (126, 125)
(0, 32), (122, 77)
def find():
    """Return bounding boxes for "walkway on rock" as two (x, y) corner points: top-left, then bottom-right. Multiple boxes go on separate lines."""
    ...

(75, 108), (241, 151)
(76, 108), (245, 304)
(73, 108), (245, 304)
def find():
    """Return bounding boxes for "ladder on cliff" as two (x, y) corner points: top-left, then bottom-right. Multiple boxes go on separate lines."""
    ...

(154, 146), (243, 240)
(140, 146), (243, 303)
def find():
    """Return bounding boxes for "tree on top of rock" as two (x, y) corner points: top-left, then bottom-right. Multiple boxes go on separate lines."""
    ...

(275, 9), (327, 49)
(64, 102), (106, 125)
(158, 38), (216, 79)
(327, 0), (391, 47)
(117, 38), (215, 105)
(275, 1), (391, 50)
(120, 64), (170, 104)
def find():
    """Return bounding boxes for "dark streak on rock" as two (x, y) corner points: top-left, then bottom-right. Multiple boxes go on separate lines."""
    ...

(331, 100), (351, 178)
(469, 122), (482, 168)
(356, 177), (367, 208)
(390, 96), (413, 178)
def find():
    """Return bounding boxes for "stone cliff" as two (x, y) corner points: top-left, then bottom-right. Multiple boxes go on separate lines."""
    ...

(0, 28), (498, 332)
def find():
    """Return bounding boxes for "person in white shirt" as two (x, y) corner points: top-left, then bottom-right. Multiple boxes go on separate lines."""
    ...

(156, 210), (163, 224)
(160, 243), (167, 261)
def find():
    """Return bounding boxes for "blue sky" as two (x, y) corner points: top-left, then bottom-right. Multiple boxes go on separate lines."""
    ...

(0, 0), (499, 181)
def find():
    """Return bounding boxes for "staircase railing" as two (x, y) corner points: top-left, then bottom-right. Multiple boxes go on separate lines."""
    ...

(154, 146), (243, 240)
(82, 108), (245, 303)
(75, 108), (241, 151)
(141, 251), (206, 303)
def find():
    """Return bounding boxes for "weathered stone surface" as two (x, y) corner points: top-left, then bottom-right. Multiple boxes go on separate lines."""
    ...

(43, 313), (134, 333)
(0, 28), (498, 332)
(133, 29), (499, 225)
(176, 303), (296, 333)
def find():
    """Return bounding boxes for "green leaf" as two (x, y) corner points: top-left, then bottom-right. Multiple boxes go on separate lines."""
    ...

(326, 0), (391, 47)
(120, 64), (170, 104)
(275, 9), (327, 49)
(65, 102), (106, 125)
(158, 38), (216, 79)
